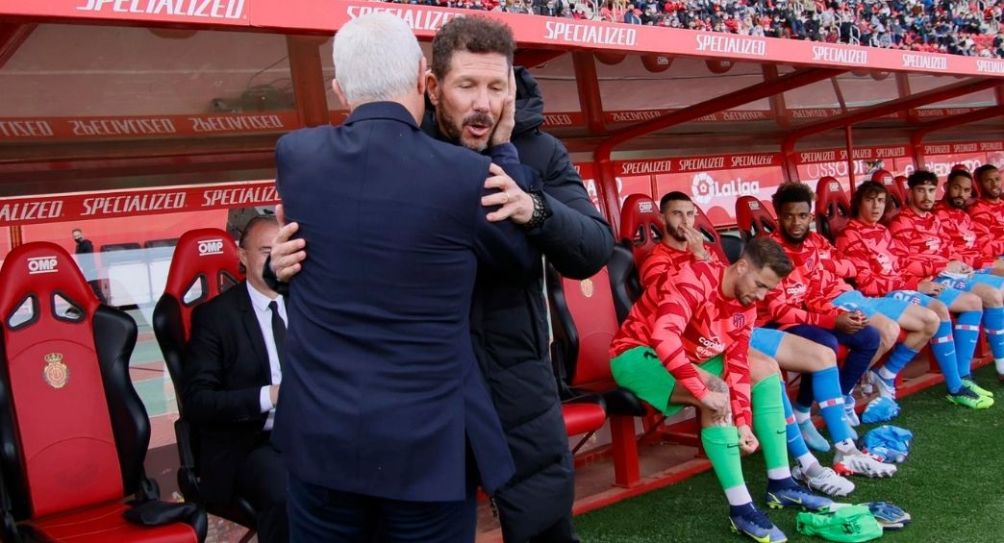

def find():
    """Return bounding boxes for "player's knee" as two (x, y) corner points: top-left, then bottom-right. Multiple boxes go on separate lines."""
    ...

(919, 308), (940, 335)
(957, 292), (984, 312)
(751, 355), (780, 381)
(929, 300), (951, 321)
(807, 342), (837, 370)
(879, 320), (901, 349)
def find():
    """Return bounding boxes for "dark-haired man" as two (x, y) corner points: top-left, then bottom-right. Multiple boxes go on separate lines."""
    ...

(935, 169), (1004, 275)
(644, 192), (857, 496)
(970, 164), (1004, 240)
(888, 170), (1004, 391)
(612, 238), (827, 543)
(837, 180), (992, 407)
(267, 16), (612, 543)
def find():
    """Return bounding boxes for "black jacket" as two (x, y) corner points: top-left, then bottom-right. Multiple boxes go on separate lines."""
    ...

(182, 283), (273, 506)
(265, 69), (613, 541)
(423, 67), (614, 541)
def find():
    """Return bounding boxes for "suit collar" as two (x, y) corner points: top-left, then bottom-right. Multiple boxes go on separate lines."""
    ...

(345, 102), (419, 129)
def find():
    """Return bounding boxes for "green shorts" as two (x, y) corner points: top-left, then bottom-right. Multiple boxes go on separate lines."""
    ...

(610, 347), (724, 416)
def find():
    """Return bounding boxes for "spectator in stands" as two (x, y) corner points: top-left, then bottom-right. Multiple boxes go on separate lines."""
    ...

(888, 170), (1004, 396)
(839, 180), (992, 407)
(182, 216), (288, 543)
(611, 238), (818, 543)
(71, 228), (106, 303)
(268, 14), (613, 543)
(270, 13), (538, 542)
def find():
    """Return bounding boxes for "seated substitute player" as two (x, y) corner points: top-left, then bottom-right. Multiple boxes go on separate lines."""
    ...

(838, 180), (992, 408)
(643, 193), (876, 493)
(888, 170), (1003, 397)
(935, 169), (1004, 277)
(762, 184), (892, 431)
(969, 164), (1004, 241)
(610, 237), (834, 543)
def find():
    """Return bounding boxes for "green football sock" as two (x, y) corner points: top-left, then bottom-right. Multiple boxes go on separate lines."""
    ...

(701, 425), (744, 491)
(752, 373), (789, 473)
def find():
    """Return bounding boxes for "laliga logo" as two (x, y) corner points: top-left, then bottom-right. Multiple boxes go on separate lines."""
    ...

(691, 173), (760, 206)
(27, 256), (58, 275)
(198, 239), (224, 256)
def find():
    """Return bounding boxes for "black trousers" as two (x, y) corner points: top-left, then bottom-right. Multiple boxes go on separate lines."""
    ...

(234, 439), (288, 543)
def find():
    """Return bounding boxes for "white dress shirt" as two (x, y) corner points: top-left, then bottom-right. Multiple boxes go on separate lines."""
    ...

(246, 282), (286, 431)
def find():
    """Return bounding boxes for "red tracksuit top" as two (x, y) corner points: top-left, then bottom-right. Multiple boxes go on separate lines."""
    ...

(835, 218), (934, 296)
(887, 205), (956, 272)
(639, 242), (722, 290)
(756, 231), (849, 329)
(610, 260), (753, 427)
(934, 202), (1004, 269)
(969, 197), (1004, 240)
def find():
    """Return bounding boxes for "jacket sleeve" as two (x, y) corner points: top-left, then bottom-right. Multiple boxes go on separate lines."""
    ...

(471, 156), (538, 277)
(723, 329), (752, 428)
(650, 277), (710, 401)
(526, 136), (614, 279)
(836, 230), (919, 296)
(182, 304), (264, 425)
(762, 286), (840, 329)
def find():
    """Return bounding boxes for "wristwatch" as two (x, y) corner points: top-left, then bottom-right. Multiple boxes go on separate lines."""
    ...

(521, 191), (551, 230)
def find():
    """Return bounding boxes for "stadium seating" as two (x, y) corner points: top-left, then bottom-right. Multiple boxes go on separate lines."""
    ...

(548, 262), (647, 486)
(736, 195), (777, 241)
(0, 242), (206, 542)
(873, 170), (905, 224)
(151, 229), (255, 542)
(618, 194), (664, 266)
(815, 176), (852, 242)
(693, 203), (730, 263)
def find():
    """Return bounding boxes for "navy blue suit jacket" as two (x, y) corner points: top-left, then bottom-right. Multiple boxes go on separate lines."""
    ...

(272, 102), (535, 502)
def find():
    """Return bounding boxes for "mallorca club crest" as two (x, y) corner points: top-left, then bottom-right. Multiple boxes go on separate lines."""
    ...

(43, 352), (68, 389)
(732, 313), (746, 328)
(580, 278), (594, 298)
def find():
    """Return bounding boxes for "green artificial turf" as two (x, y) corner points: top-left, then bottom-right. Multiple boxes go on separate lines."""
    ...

(577, 364), (1004, 542)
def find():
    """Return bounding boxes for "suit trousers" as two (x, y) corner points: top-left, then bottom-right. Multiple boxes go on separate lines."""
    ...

(287, 474), (476, 543)
(234, 436), (288, 543)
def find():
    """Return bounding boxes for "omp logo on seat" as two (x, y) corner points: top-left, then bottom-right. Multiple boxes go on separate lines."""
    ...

(638, 201), (654, 213)
(198, 239), (224, 256)
(27, 256), (58, 274)
(829, 182), (840, 191)
(749, 201), (760, 210)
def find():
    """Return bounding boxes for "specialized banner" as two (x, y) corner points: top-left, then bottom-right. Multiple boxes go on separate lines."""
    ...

(0, 180), (278, 227)
(792, 145), (911, 165)
(0, 113), (299, 141)
(615, 153), (781, 176)
(0, 0), (250, 26)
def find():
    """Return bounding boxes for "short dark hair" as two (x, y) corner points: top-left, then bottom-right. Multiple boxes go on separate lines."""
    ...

(907, 170), (939, 188)
(974, 164), (999, 184)
(947, 169), (973, 184)
(239, 215), (278, 248)
(741, 237), (793, 278)
(659, 191), (692, 213)
(771, 182), (814, 215)
(431, 17), (515, 80)
(850, 180), (887, 218)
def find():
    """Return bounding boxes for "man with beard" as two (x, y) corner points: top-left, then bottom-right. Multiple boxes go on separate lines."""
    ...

(888, 170), (1004, 391)
(935, 169), (1004, 275)
(837, 180), (993, 407)
(969, 164), (1004, 240)
(642, 192), (857, 496)
(266, 16), (613, 543)
(611, 238), (824, 543)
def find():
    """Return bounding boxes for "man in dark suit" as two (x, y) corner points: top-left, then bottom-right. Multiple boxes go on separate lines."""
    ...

(72, 228), (106, 303)
(271, 13), (536, 543)
(183, 216), (287, 543)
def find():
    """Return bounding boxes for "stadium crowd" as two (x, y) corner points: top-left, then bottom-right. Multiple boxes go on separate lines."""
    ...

(389, 0), (1004, 58)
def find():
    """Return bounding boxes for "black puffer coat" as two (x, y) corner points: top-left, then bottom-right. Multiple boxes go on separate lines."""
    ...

(423, 67), (614, 542)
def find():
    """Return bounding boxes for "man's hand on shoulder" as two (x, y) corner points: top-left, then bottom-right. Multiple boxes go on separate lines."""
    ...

(483, 163), (534, 224)
(270, 204), (307, 282)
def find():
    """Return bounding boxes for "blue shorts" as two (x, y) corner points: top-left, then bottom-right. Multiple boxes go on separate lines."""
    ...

(887, 288), (959, 309)
(750, 327), (785, 359)
(936, 273), (1004, 292)
(832, 290), (914, 321)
